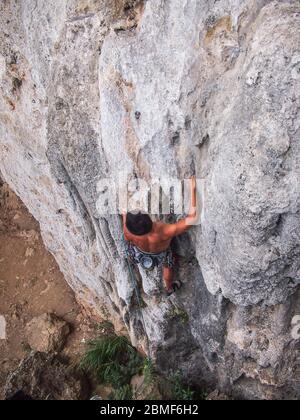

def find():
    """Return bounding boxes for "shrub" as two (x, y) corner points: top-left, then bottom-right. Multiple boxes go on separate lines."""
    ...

(170, 372), (194, 400)
(80, 335), (143, 389)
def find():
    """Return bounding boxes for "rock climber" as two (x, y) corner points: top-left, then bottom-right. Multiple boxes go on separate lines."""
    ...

(123, 176), (198, 295)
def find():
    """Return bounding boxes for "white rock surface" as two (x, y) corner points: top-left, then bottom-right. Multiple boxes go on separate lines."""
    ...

(1, 0), (300, 399)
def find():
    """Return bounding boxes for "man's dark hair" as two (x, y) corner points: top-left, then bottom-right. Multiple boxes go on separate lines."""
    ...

(126, 212), (153, 236)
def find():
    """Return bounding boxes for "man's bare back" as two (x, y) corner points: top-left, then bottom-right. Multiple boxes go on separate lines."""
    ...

(124, 221), (174, 254)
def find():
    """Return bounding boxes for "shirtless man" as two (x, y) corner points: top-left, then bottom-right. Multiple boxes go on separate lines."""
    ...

(123, 176), (198, 294)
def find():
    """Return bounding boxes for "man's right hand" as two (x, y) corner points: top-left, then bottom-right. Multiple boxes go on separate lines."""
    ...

(163, 176), (198, 238)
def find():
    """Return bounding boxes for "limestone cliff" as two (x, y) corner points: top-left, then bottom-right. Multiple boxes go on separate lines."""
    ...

(1, 0), (300, 399)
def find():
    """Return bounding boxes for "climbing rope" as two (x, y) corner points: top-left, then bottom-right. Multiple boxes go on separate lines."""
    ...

(122, 236), (152, 359)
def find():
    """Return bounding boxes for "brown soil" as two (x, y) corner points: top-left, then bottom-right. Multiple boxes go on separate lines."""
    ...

(0, 181), (100, 400)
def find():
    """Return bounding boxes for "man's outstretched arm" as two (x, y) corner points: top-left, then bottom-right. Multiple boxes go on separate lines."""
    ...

(163, 176), (198, 238)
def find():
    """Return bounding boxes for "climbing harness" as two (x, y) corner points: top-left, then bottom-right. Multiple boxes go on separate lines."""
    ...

(125, 242), (174, 271)
(125, 241), (182, 297)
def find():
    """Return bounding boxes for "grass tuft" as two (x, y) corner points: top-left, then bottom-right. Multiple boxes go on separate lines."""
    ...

(79, 335), (143, 389)
(170, 372), (194, 400)
(110, 385), (133, 400)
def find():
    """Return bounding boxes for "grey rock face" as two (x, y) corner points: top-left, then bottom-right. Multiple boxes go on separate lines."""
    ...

(1, 0), (300, 399)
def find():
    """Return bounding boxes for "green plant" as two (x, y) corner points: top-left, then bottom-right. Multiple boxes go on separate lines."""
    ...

(194, 389), (208, 401)
(21, 342), (32, 353)
(111, 385), (133, 400)
(169, 306), (189, 325)
(79, 335), (143, 388)
(170, 372), (194, 401)
(142, 358), (155, 386)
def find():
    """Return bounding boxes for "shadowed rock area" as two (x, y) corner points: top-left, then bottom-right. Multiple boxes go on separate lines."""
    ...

(4, 352), (88, 401)
(1, 0), (300, 399)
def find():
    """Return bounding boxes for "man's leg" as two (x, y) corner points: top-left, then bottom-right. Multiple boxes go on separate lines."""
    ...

(163, 266), (173, 292)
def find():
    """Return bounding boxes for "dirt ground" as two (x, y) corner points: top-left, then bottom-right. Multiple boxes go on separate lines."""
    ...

(0, 181), (100, 400)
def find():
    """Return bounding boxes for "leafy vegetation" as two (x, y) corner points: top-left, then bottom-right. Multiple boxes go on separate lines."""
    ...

(169, 306), (189, 325)
(79, 335), (143, 398)
(170, 372), (194, 400)
(142, 358), (155, 386)
(110, 385), (133, 401)
(80, 334), (206, 401)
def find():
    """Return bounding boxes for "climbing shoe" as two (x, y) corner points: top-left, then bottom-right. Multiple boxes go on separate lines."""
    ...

(166, 280), (183, 297)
